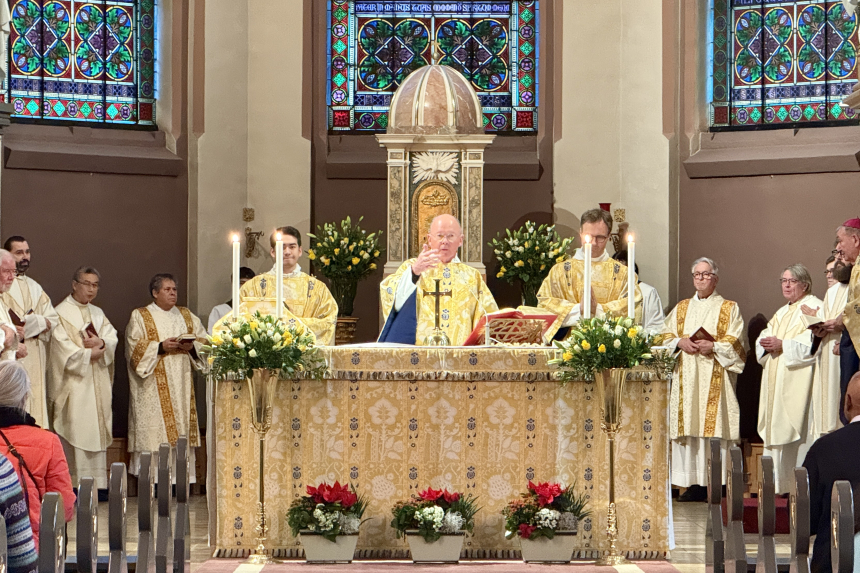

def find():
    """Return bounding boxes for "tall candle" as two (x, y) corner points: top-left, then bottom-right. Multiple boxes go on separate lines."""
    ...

(232, 234), (240, 320)
(583, 235), (592, 320)
(275, 232), (284, 319)
(627, 234), (635, 320)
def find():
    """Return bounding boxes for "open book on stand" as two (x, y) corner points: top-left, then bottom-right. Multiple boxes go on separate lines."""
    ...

(462, 307), (557, 346)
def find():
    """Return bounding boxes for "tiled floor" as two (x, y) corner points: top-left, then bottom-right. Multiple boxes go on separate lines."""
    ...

(65, 495), (791, 573)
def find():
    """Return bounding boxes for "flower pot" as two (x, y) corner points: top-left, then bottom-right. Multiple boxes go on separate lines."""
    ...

(335, 317), (359, 345)
(299, 531), (358, 563)
(519, 530), (578, 563)
(405, 531), (465, 563)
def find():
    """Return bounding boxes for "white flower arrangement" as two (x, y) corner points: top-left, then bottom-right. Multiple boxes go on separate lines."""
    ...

(535, 508), (561, 529)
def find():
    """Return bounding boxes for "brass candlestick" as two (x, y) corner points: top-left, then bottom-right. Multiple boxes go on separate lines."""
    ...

(594, 368), (631, 566)
(246, 368), (279, 564)
(423, 278), (452, 346)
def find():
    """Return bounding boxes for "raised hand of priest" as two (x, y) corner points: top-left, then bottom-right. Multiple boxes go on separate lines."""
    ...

(82, 333), (101, 349)
(677, 338), (699, 355)
(800, 304), (819, 317)
(0, 326), (15, 350)
(412, 244), (442, 276)
(15, 343), (27, 359)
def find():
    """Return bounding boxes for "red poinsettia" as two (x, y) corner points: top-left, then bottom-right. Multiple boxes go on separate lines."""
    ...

(518, 523), (537, 539)
(528, 480), (565, 506)
(418, 487), (442, 501)
(442, 490), (460, 503)
(306, 481), (357, 508)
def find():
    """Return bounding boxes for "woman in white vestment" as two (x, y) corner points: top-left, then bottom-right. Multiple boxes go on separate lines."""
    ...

(756, 263), (823, 494)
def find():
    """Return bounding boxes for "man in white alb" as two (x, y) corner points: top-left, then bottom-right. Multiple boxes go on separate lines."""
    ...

(48, 266), (117, 490)
(2, 236), (58, 427)
(0, 251), (22, 361)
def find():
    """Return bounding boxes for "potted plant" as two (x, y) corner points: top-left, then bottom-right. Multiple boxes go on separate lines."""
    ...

(489, 221), (574, 307)
(390, 487), (479, 563)
(286, 481), (367, 563)
(307, 216), (384, 344)
(502, 480), (590, 563)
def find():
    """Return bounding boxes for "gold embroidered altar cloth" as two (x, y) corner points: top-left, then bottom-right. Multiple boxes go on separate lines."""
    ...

(208, 347), (670, 558)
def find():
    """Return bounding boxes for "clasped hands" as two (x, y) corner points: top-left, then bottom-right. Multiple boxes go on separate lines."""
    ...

(759, 336), (783, 354)
(83, 331), (106, 362)
(162, 338), (195, 354)
(677, 338), (715, 356)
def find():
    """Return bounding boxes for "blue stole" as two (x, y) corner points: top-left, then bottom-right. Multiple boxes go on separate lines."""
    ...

(378, 290), (418, 345)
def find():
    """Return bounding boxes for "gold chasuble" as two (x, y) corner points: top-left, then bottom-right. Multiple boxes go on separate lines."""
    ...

(222, 266), (338, 346)
(537, 249), (642, 341)
(843, 263), (860, 355)
(380, 259), (498, 346)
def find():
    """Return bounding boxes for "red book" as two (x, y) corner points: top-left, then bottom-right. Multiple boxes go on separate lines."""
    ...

(462, 309), (557, 346)
(689, 326), (715, 343)
(81, 323), (99, 338)
(8, 310), (24, 327)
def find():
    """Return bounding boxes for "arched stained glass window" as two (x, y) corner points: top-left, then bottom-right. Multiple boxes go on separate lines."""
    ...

(710, 0), (860, 129)
(327, 1), (539, 133)
(4, 0), (156, 127)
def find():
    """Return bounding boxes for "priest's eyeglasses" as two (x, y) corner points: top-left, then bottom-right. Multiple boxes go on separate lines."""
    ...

(432, 233), (458, 243)
(779, 278), (800, 285)
(692, 272), (715, 280)
(75, 279), (100, 289)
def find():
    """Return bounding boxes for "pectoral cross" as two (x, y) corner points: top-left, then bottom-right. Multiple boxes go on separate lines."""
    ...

(423, 279), (452, 330)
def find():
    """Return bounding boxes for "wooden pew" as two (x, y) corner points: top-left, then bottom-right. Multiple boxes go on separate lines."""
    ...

(76, 477), (98, 573)
(154, 444), (173, 573)
(137, 451), (156, 573)
(38, 492), (66, 573)
(706, 438), (725, 573)
(830, 480), (855, 573)
(174, 437), (191, 572)
(725, 447), (749, 573)
(788, 468), (810, 573)
(107, 463), (128, 573)
(756, 456), (777, 573)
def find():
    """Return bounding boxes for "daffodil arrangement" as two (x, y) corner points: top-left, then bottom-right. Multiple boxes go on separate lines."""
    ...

(548, 316), (660, 382)
(203, 311), (325, 380)
(307, 216), (384, 316)
(489, 221), (574, 306)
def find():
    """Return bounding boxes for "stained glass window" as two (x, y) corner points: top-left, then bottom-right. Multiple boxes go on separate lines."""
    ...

(326, 1), (539, 133)
(4, 0), (156, 126)
(710, 0), (860, 129)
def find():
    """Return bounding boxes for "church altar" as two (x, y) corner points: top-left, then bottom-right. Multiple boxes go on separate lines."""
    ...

(207, 346), (671, 558)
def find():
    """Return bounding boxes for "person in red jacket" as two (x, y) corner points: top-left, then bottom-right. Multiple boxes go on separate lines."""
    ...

(0, 360), (75, 547)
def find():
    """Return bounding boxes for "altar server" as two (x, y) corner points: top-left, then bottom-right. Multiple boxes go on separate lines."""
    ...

(379, 214), (498, 345)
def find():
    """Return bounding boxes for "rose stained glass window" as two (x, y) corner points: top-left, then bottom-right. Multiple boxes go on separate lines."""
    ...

(710, 0), (860, 128)
(327, 1), (539, 133)
(5, 0), (156, 126)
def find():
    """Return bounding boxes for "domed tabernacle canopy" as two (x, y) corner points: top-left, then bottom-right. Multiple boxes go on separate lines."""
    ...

(387, 63), (484, 135)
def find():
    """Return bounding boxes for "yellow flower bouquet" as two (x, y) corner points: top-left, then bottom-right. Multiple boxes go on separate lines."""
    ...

(307, 216), (384, 316)
(489, 221), (574, 306)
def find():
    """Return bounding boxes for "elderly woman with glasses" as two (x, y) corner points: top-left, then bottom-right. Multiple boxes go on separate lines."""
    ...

(756, 263), (824, 494)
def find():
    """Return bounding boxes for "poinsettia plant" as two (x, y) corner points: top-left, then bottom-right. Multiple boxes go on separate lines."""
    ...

(502, 481), (590, 540)
(287, 481), (368, 542)
(390, 487), (480, 543)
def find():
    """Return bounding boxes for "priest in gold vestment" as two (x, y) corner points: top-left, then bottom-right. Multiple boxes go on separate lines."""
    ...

(661, 257), (745, 501)
(538, 208), (641, 341)
(379, 214), (498, 346)
(835, 218), (860, 425)
(127, 273), (207, 481)
(217, 227), (337, 345)
(756, 264), (823, 494)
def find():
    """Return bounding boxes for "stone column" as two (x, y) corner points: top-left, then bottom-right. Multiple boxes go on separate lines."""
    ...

(383, 145), (411, 275)
(461, 148), (485, 270)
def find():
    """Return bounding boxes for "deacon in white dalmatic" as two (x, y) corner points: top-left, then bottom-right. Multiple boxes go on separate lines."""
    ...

(756, 263), (823, 494)
(48, 267), (117, 489)
(661, 257), (746, 500)
(1, 236), (58, 428)
(126, 273), (207, 481)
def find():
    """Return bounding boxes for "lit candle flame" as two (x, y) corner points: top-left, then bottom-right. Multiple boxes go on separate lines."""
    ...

(584, 234), (592, 244)
(276, 232), (282, 241)
(232, 234), (239, 243)
(627, 233), (634, 243)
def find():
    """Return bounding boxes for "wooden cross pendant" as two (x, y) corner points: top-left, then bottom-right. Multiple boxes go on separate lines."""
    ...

(423, 278), (452, 330)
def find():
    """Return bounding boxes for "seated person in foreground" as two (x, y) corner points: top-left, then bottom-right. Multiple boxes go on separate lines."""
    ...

(218, 227), (338, 345)
(379, 214), (498, 346)
(538, 208), (642, 341)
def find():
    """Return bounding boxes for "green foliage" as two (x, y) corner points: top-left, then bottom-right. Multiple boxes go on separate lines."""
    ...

(202, 311), (325, 380)
(488, 221), (574, 306)
(549, 315), (663, 382)
(390, 488), (480, 543)
(307, 216), (384, 316)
